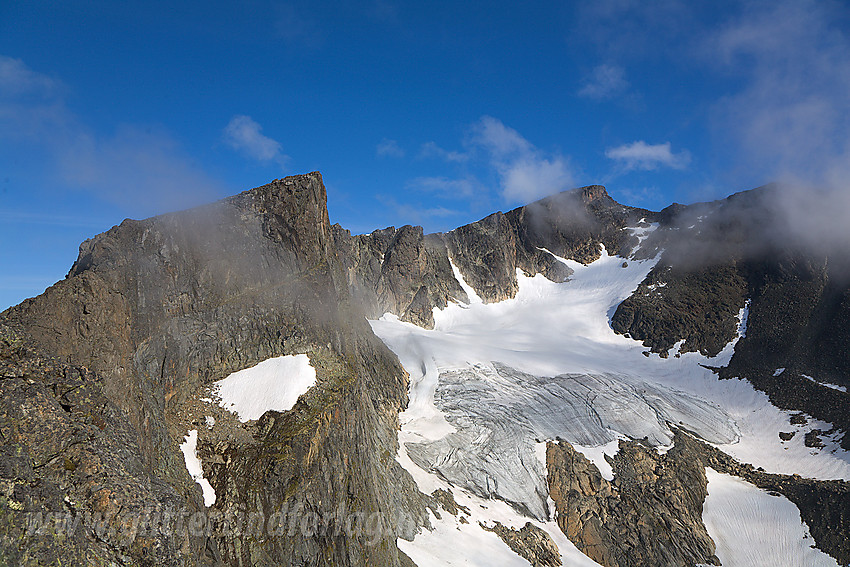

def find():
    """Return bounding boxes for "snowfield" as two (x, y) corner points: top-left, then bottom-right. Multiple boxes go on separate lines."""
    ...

(371, 242), (850, 566)
(702, 468), (838, 567)
(214, 354), (316, 422)
(180, 429), (216, 506)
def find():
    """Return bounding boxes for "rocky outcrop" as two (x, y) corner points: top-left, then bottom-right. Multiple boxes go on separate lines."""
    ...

(333, 225), (467, 327)
(334, 185), (651, 327)
(611, 264), (748, 357)
(0, 173), (427, 565)
(0, 325), (209, 566)
(481, 521), (561, 567)
(546, 436), (720, 567)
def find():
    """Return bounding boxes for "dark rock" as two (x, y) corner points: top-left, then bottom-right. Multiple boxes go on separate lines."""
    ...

(791, 413), (809, 425)
(481, 521), (561, 567)
(804, 430), (826, 449)
(779, 431), (796, 441)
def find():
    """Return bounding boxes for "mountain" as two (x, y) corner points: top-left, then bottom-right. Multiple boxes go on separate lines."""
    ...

(1, 172), (848, 566)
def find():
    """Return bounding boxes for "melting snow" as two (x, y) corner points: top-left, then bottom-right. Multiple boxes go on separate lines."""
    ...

(180, 429), (216, 506)
(215, 354), (316, 422)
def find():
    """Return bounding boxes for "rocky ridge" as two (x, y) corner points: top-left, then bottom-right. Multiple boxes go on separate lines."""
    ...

(1, 173), (426, 565)
(546, 435), (719, 567)
(333, 185), (651, 327)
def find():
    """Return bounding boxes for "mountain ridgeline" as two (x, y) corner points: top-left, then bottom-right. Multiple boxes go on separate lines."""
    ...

(1, 172), (848, 565)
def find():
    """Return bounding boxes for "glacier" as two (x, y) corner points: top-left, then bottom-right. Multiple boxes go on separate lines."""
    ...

(371, 242), (850, 565)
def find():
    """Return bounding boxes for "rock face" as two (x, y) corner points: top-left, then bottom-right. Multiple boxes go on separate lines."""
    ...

(546, 435), (720, 567)
(481, 521), (561, 567)
(334, 185), (651, 327)
(0, 325), (207, 566)
(0, 173), (426, 565)
(610, 186), (850, 447)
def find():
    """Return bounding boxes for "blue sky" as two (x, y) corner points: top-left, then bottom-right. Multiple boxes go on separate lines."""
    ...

(2, 1), (849, 310)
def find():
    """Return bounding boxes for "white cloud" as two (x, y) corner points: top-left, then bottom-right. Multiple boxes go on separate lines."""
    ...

(605, 140), (691, 171)
(469, 116), (577, 203)
(578, 64), (629, 100)
(376, 138), (405, 158)
(419, 141), (468, 162)
(223, 115), (288, 167)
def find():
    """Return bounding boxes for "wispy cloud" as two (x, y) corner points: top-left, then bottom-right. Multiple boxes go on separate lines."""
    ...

(578, 64), (629, 100)
(406, 176), (481, 199)
(0, 55), (60, 98)
(0, 55), (223, 215)
(469, 116), (577, 203)
(605, 140), (691, 171)
(375, 194), (459, 226)
(708, 0), (850, 188)
(274, 3), (324, 48)
(223, 115), (288, 167)
(705, 0), (850, 254)
(419, 141), (468, 163)
(376, 138), (405, 158)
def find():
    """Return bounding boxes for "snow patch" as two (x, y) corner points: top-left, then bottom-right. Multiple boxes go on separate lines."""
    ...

(573, 438), (621, 481)
(215, 354), (316, 422)
(180, 430), (216, 506)
(774, 368), (786, 376)
(449, 258), (483, 305)
(702, 468), (838, 567)
(802, 374), (848, 393)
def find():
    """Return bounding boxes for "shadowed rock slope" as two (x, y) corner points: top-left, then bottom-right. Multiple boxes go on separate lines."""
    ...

(0, 173), (426, 566)
(610, 186), (850, 447)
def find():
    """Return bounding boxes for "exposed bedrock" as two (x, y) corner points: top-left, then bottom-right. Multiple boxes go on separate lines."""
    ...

(405, 363), (736, 521)
(481, 521), (561, 567)
(333, 185), (652, 327)
(0, 173), (427, 566)
(546, 434), (720, 567)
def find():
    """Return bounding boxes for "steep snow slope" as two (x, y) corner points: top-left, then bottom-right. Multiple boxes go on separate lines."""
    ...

(371, 242), (850, 565)
(702, 469), (838, 567)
